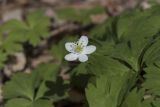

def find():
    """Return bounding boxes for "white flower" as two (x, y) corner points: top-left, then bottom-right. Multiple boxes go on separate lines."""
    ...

(65, 36), (96, 62)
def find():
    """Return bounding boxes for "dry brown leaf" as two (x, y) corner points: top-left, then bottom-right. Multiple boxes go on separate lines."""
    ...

(2, 8), (23, 22)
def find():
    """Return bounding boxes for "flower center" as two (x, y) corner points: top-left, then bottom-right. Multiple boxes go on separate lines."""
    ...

(74, 45), (83, 53)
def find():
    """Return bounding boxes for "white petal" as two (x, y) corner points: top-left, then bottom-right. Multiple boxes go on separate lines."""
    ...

(64, 53), (78, 61)
(65, 42), (75, 52)
(83, 45), (96, 54)
(78, 36), (88, 46)
(78, 54), (88, 62)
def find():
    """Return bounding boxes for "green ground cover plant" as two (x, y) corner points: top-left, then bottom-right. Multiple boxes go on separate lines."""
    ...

(1, 5), (160, 107)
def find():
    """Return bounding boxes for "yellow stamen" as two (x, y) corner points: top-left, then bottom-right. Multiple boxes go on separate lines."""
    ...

(74, 45), (83, 53)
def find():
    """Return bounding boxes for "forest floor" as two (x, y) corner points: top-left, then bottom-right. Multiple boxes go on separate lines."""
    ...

(0, 0), (159, 107)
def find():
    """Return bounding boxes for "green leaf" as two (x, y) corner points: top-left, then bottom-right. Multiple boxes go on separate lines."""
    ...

(122, 89), (152, 107)
(0, 10), (50, 47)
(116, 10), (142, 39)
(35, 63), (60, 81)
(49, 42), (65, 63)
(0, 50), (7, 68)
(5, 98), (31, 107)
(70, 74), (91, 90)
(0, 20), (26, 54)
(90, 17), (118, 42)
(85, 56), (136, 107)
(25, 10), (50, 46)
(92, 6), (160, 71)
(99, 42), (138, 71)
(56, 6), (105, 25)
(88, 55), (132, 76)
(142, 34), (160, 65)
(27, 10), (49, 29)
(5, 98), (54, 107)
(0, 19), (26, 32)
(3, 63), (64, 106)
(0, 23), (25, 53)
(45, 76), (69, 100)
(118, 6), (160, 60)
(143, 63), (160, 95)
(2, 72), (39, 100)
(152, 98), (160, 107)
(86, 71), (135, 107)
(71, 62), (88, 75)
(0, 10), (50, 68)
(34, 64), (60, 100)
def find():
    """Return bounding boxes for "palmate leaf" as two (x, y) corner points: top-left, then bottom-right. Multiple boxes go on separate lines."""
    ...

(85, 55), (136, 107)
(98, 42), (138, 71)
(25, 10), (50, 46)
(0, 19), (26, 31)
(90, 17), (118, 42)
(82, 6), (160, 107)
(0, 50), (8, 68)
(84, 7), (160, 107)
(117, 6), (160, 60)
(56, 6), (105, 25)
(88, 55), (131, 76)
(0, 10), (50, 47)
(5, 98), (53, 107)
(0, 10), (50, 68)
(0, 20), (26, 54)
(152, 98), (160, 107)
(2, 72), (39, 100)
(142, 59), (160, 107)
(33, 64), (60, 100)
(142, 34), (160, 66)
(90, 6), (160, 71)
(34, 63), (60, 81)
(34, 64), (69, 101)
(116, 9), (142, 39)
(143, 62), (160, 96)
(3, 63), (68, 107)
(86, 71), (135, 107)
(122, 89), (152, 107)
(44, 76), (69, 101)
